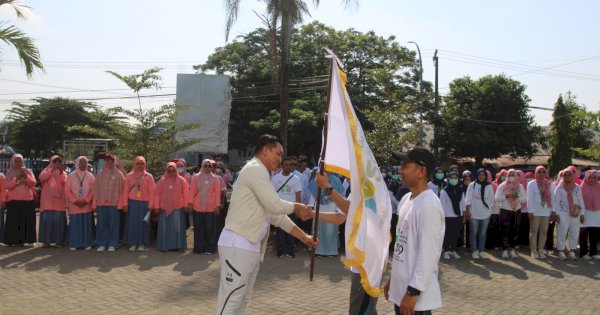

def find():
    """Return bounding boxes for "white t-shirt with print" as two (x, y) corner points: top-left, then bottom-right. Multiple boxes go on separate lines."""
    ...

(271, 173), (302, 203)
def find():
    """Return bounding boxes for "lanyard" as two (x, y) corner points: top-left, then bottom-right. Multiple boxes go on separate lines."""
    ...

(76, 172), (87, 189)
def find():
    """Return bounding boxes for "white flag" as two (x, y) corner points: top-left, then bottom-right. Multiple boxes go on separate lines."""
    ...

(322, 51), (392, 297)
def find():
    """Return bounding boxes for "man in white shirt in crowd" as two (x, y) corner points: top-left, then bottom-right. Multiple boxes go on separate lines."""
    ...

(291, 156), (310, 204)
(384, 147), (445, 315)
(215, 135), (317, 315)
(271, 156), (303, 258)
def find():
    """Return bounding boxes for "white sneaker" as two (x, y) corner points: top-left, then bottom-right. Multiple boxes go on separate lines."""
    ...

(471, 251), (480, 259)
(538, 250), (546, 259)
(510, 249), (518, 258)
(137, 245), (146, 252)
(531, 251), (539, 259)
(108, 247), (115, 252)
(582, 254), (592, 260)
(502, 250), (509, 259)
(479, 252), (489, 259)
(592, 255), (600, 260)
(129, 245), (136, 252)
(541, 249), (548, 255)
(84, 246), (92, 251)
(451, 251), (461, 259)
(546, 249), (554, 256)
(442, 251), (451, 260)
(558, 251), (567, 260)
(69, 247), (76, 251)
(96, 246), (106, 252)
(568, 251), (577, 260)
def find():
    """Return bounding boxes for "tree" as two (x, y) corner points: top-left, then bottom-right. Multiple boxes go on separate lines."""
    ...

(562, 92), (597, 158)
(224, 0), (358, 154)
(436, 74), (544, 167)
(197, 22), (425, 162)
(0, 0), (43, 77)
(547, 95), (574, 176)
(70, 68), (198, 174)
(6, 97), (113, 156)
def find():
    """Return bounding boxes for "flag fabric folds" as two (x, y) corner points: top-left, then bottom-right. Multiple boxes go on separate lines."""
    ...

(322, 51), (393, 297)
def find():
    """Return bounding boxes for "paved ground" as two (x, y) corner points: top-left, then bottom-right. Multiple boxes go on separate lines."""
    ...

(0, 232), (599, 315)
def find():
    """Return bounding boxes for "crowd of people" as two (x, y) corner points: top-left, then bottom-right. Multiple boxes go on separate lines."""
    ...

(383, 163), (600, 261)
(0, 153), (235, 254)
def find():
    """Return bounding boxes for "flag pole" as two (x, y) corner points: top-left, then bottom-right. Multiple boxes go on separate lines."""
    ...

(310, 51), (335, 281)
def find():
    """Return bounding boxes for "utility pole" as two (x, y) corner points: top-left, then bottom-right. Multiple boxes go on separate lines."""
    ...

(408, 41), (424, 146)
(433, 49), (439, 158)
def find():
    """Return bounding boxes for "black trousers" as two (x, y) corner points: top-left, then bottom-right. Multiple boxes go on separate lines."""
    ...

(579, 227), (600, 257)
(394, 305), (431, 315)
(193, 212), (217, 253)
(4, 200), (36, 246)
(500, 209), (519, 249)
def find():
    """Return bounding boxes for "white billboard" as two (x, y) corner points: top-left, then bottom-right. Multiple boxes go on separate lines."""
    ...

(175, 74), (231, 153)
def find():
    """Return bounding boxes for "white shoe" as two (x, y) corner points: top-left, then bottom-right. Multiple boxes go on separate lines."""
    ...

(84, 246), (92, 251)
(96, 246), (106, 252)
(546, 249), (554, 256)
(442, 251), (451, 260)
(568, 251), (577, 260)
(108, 247), (115, 252)
(558, 251), (567, 260)
(510, 249), (518, 258)
(592, 255), (600, 260)
(69, 247), (76, 251)
(451, 251), (461, 259)
(129, 245), (136, 252)
(538, 250), (546, 259)
(479, 252), (489, 259)
(531, 251), (539, 259)
(471, 251), (480, 259)
(502, 250), (509, 259)
(137, 245), (146, 252)
(582, 254), (592, 260)
(541, 249), (548, 255)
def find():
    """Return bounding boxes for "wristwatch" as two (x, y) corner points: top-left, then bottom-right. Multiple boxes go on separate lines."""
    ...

(406, 286), (421, 296)
(324, 187), (333, 196)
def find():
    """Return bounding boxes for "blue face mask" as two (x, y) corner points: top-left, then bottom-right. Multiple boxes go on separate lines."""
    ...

(501, 176), (507, 182)
(435, 173), (444, 180)
(449, 178), (459, 186)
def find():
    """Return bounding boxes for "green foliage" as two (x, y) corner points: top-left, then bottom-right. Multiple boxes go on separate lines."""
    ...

(0, 0), (43, 77)
(436, 74), (544, 166)
(563, 92), (597, 159)
(6, 97), (114, 156)
(197, 21), (426, 162)
(548, 95), (573, 176)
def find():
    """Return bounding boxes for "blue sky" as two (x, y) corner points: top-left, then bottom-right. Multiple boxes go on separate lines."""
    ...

(1, 0), (599, 126)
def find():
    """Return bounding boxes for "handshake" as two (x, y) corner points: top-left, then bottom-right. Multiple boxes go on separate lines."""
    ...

(293, 203), (314, 221)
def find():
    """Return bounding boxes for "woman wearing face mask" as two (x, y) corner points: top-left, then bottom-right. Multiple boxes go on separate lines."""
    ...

(428, 167), (446, 197)
(465, 169), (494, 259)
(579, 170), (600, 260)
(555, 167), (586, 260)
(495, 169), (527, 259)
(526, 166), (555, 259)
(440, 172), (465, 259)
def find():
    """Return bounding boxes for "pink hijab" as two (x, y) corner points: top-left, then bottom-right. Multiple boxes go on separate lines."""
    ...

(94, 156), (124, 206)
(567, 165), (583, 185)
(130, 156), (151, 177)
(6, 154), (27, 181)
(156, 162), (187, 216)
(502, 169), (521, 210)
(581, 170), (600, 212)
(558, 167), (578, 215)
(534, 166), (552, 208)
(43, 155), (65, 198)
(67, 156), (94, 197)
(196, 159), (217, 206)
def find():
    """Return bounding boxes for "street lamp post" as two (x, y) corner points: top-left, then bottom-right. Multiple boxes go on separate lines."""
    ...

(408, 41), (424, 146)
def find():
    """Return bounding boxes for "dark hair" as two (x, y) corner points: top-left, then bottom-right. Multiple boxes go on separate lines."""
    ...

(282, 156), (291, 163)
(253, 134), (282, 155)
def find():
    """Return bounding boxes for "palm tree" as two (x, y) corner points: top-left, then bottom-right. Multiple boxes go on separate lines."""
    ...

(0, 0), (44, 77)
(224, 0), (356, 153)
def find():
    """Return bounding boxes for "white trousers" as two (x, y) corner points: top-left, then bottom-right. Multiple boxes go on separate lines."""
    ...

(557, 212), (581, 251)
(215, 246), (261, 315)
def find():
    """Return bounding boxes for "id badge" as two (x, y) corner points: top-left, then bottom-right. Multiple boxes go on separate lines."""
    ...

(78, 188), (83, 197)
(136, 190), (142, 198)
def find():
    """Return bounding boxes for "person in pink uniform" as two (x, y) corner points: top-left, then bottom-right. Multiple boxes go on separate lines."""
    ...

(153, 162), (189, 252)
(175, 159), (192, 184)
(4, 154), (37, 246)
(38, 155), (68, 247)
(93, 154), (125, 252)
(121, 156), (155, 252)
(188, 159), (222, 254)
(65, 156), (95, 250)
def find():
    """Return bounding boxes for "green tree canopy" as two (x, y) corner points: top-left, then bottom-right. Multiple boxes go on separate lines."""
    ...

(436, 74), (544, 167)
(0, 0), (43, 77)
(196, 21), (427, 162)
(548, 95), (573, 176)
(6, 97), (113, 156)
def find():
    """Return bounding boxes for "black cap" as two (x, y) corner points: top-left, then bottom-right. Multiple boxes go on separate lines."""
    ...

(392, 147), (435, 176)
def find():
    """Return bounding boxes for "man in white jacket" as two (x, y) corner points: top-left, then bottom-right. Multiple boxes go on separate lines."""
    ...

(384, 148), (445, 315)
